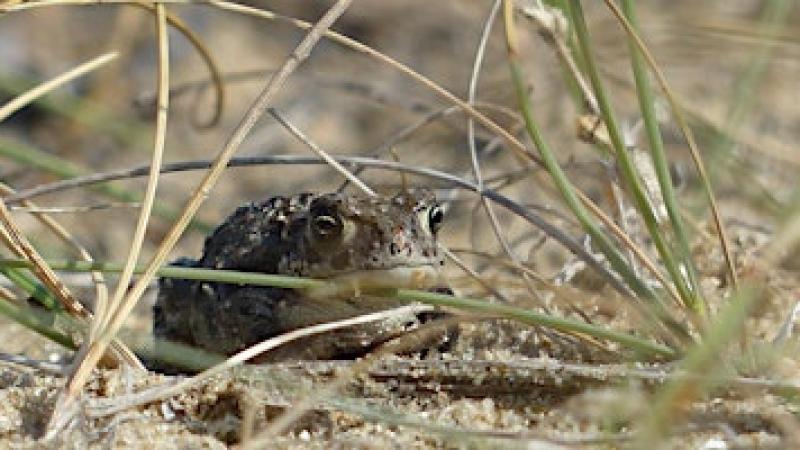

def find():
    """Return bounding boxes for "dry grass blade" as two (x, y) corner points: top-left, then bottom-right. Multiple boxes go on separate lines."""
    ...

(441, 245), (509, 302)
(9, 202), (139, 213)
(0, 208), (78, 336)
(205, 0), (542, 163)
(0, 52), (117, 122)
(93, 3), (170, 338)
(463, 0), (542, 306)
(247, 311), (447, 446)
(0, 352), (67, 375)
(0, 183), (111, 348)
(0, 199), (144, 369)
(44, 3), (171, 437)
(87, 305), (430, 417)
(45, 0), (354, 439)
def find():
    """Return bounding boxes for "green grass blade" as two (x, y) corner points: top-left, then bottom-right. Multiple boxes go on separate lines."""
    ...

(503, 5), (656, 302)
(565, 0), (702, 318)
(618, 0), (700, 307)
(0, 258), (679, 359)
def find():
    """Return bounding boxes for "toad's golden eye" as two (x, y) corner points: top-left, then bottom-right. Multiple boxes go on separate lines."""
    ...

(427, 204), (444, 234)
(312, 214), (343, 239)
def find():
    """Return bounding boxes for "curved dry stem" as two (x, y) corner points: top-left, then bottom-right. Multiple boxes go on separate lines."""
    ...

(6, 154), (634, 297)
(131, 1), (225, 128)
(95, 5), (169, 336)
(8, 152), (677, 306)
(465, 0), (530, 295)
(46, 3), (171, 437)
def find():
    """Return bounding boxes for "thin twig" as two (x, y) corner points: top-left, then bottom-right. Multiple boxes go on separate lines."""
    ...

(465, 0), (534, 302)
(0, 352), (68, 375)
(440, 245), (509, 302)
(474, 1), (552, 309)
(9, 202), (140, 213)
(269, 108), (376, 197)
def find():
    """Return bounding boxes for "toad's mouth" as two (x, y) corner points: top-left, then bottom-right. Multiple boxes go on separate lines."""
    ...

(306, 264), (443, 299)
(332, 264), (442, 290)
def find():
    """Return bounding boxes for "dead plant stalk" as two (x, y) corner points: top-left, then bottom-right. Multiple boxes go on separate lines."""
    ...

(45, 0), (355, 439)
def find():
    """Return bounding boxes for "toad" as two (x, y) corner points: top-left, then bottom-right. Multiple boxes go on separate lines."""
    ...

(153, 189), (451, 362)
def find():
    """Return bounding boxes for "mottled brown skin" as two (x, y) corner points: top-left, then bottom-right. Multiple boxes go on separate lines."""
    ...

(153, 190), (449, 363)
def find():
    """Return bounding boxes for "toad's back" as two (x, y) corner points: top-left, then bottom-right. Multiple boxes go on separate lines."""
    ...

(153, 190), (448, 362)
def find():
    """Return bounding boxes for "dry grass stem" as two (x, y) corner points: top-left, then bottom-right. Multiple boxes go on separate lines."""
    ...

(441, 245), (510, 302)
(87, 304), (431, 418)
(0, 52), (118, 122)
(45, 3), (171, 436)
(464, 0), (542, 306)
(0, 200), (86, 326)
(9, 203), (140, 214)
(46, 0), (354, 438)
(0, 183), (112, 356)
(93, 3), (170, 337)
(0, 352), (68, 375)
(246, 309), (442, 446)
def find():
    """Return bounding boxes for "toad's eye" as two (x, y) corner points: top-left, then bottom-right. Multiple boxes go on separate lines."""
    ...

(312, 214), (343, 239)
(427, 204), (444, 234)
